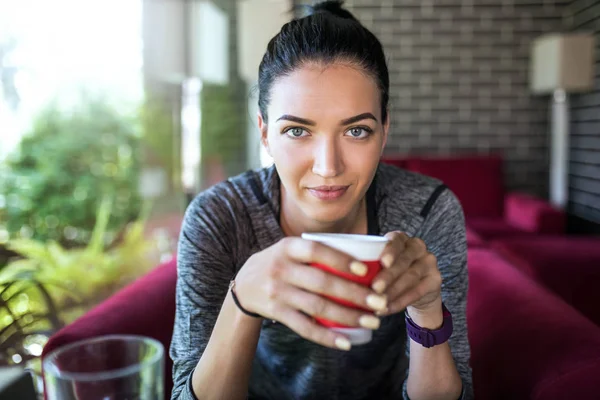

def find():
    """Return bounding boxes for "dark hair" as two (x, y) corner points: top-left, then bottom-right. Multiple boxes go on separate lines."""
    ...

(258, 0), (389, 124)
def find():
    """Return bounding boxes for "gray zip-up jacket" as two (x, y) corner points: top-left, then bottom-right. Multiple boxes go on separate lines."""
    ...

(170, 163), (473, 399)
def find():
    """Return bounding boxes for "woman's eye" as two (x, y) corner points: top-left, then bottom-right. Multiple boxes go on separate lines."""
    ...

(345, 127), (372, 138)
(285, 127), (308, 138)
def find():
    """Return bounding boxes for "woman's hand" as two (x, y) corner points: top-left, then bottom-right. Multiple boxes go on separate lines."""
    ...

(234, 237), (388, 350)
(371, 232), (443, 319)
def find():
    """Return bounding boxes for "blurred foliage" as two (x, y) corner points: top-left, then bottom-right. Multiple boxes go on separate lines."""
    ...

(0, 6), (185, 389)
(0, 96), (142, 248)
(200, 83), (247, 176)
(138, 94), (181, 192)
(0, 92), (177, 383)
(0, 197), (158, 367)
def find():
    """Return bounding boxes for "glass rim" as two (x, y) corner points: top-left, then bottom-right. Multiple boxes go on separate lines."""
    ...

(43, 334), (164, 382)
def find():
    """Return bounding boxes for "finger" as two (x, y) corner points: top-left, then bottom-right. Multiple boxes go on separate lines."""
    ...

(386, 265), (425, 305)
(385, 274), (442, 315)
(381, 231), (409, 268)
(283, 237), (367, 277)
(370, 232), (409, 293)
(371, 237), (428, 294)
(283, 286), (381, 330)
(386, 254), (437, 303)
(383, 236), (427, 269)
(277, 307), (353, 351)
(282, 263), (388, 312)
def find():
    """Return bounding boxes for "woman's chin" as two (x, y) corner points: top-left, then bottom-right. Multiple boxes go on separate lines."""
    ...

(303, 206), (351, 226)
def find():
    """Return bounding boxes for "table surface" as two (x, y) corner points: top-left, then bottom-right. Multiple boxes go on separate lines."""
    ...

(0, 366), (37, 400)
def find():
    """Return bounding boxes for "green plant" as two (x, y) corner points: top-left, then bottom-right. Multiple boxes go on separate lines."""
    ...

(138, 94), (181, 192)
(200, 82), (247, 177)
(0, 197), (157, 367)
(0, 96), (142, 247)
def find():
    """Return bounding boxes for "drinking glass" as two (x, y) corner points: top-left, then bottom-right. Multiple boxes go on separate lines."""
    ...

(43, 335), (164, 400)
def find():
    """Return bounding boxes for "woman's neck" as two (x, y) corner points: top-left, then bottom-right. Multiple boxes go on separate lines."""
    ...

(279, 187), (368, 238)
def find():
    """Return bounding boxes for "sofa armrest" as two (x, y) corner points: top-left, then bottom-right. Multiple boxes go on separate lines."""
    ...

(41, 257), (177, 399)
(42, 257), (177, 380)
(468, 248), (600, 400)
(504, 192), (565, 234)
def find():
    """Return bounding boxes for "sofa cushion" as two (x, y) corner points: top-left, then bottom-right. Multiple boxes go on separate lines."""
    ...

(467, 217), (527, 240)
(466, 226), (485, 247)
(468, 248), (600, 400)
(407, 155), (504, 218)
(380, 157), (409, 170)
(504, 193), (566, 234)
(491, 237), (600, 326)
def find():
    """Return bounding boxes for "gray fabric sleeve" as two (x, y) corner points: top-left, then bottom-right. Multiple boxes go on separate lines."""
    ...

(169, 191), (237, 400)
(402, 188), (474, 400)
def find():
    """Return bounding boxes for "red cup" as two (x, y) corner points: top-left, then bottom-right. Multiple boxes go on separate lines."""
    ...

(301, 233), (389, 345)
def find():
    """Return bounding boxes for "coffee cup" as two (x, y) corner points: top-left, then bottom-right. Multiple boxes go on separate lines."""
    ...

(301, 233), (389, 345)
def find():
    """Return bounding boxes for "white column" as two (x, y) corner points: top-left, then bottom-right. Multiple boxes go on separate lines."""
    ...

(549, 89), (570, 209)
(238, 0), (291, 168)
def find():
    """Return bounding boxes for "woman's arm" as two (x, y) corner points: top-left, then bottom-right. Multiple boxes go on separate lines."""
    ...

(190, 291), (263, 399)
(371, 187), (472, 400)
(405, 298), (464, 399)
(171, 188), (387, 399)
(170, 190), (259, 400)
(405, 189), (472, 400)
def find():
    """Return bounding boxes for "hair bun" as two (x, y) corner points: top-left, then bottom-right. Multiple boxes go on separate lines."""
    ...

(309, 1), (357, 21)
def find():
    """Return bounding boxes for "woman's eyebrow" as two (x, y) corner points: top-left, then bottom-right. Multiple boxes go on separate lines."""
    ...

(340, 113), (378, 125)
(276, 115), (316, 125)
(275, 113), (378, 126)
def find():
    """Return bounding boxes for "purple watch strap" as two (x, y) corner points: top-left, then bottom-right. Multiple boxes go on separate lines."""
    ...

(405, 303), (453, 348)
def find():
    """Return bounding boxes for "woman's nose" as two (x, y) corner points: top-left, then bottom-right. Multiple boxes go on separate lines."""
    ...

(312, 137), (344, 178)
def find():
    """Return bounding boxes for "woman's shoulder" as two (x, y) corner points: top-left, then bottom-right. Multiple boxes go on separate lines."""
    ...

(182, 166), (279, 247)
(180, 167), (278, 262)
(189, 166), (277, 213)
(377, 162), (445, 201)
(375, 162), (462, 225)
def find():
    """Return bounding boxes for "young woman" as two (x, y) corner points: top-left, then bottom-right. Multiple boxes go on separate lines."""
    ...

(170, 2), (473, 399)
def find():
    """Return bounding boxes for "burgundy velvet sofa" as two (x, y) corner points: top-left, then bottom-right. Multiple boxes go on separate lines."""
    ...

(491, 236), (600, 327)
(381, 155), (566, 242)
(43, 245), (600, 399)
(468, 248), (600, 399)
(42, 156), (599, 399)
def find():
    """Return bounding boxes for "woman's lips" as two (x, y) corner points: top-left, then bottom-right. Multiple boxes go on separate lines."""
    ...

(307, 185), (349, 200)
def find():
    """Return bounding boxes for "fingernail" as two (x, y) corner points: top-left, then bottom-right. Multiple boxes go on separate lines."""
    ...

(381, 254), (394, 268)
(335, 337), (352, 351)
(359, 314), (381, 330)
(372, 280), (386, 294)
(350, 261), (368, 277)
(366, 294), (387, 311)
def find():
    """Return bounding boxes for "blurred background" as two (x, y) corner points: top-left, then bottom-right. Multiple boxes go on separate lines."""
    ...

(0, 0), (598, 394)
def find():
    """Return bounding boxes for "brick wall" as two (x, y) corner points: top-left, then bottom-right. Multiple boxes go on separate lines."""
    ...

(567, 0), (600, 224)
(297, 0), (570, 196)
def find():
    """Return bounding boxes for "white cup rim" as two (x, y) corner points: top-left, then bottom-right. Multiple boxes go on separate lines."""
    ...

(301, 233), (389, 243)
(301, 233), (389, 260)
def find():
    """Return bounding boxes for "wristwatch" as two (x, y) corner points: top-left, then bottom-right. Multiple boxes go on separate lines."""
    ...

(405, 303), (453, 348)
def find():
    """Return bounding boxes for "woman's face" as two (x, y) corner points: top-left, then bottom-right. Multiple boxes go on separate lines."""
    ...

(258, 63), (389, 225)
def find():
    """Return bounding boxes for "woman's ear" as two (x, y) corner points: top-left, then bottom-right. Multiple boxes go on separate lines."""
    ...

(257, 112), (271, 156)
(381, 110), (390, 154)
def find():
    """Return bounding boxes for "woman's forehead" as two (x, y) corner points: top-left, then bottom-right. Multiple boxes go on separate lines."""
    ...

(269, 64), (380, 120)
